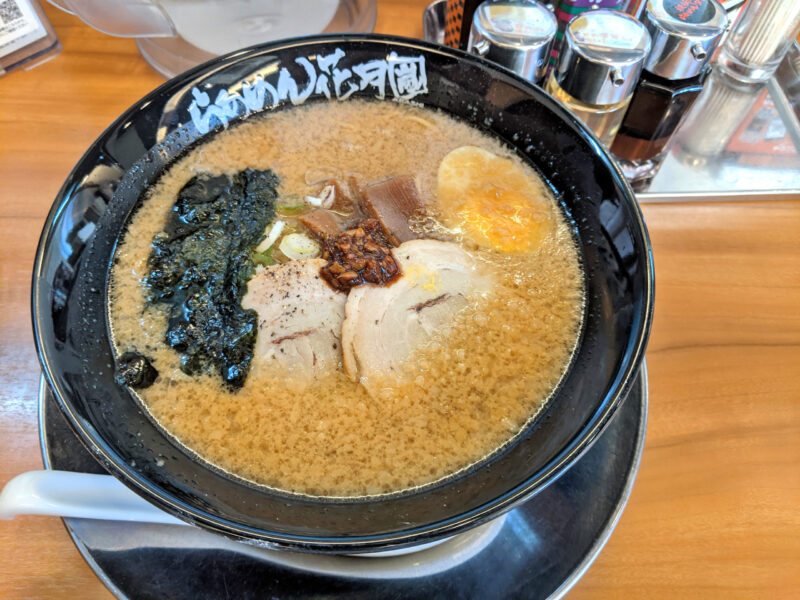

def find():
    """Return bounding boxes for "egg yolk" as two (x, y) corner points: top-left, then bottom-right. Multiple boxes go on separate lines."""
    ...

(437, 146), (553, 253)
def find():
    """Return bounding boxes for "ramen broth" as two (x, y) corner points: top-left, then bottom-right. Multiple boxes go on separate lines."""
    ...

(109, 100), (584, 497)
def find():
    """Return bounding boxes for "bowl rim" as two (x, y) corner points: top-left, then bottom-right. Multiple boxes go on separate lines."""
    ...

(31, 33), (654, 550)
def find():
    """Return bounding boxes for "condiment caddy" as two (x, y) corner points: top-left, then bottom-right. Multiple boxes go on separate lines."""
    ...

(610, 0), (729, 188)
(436, 0), (800, 190)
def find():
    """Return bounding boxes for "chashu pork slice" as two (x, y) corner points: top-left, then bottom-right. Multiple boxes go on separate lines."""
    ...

(242, 258), (346, 380)
(341, 239), (493, 391)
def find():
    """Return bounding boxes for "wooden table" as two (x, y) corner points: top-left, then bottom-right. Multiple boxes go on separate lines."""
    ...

(1, 3), (798, 598)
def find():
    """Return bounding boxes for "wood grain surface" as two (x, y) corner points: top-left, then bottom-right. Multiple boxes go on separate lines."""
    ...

(1, 2), (799, 599)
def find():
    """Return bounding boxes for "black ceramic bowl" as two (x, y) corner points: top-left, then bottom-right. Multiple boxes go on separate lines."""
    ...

(32, 35), (653, 553)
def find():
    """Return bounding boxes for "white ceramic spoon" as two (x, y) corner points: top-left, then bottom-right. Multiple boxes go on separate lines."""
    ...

(0, 470), (185, 525)
(0, 470), (498, 560)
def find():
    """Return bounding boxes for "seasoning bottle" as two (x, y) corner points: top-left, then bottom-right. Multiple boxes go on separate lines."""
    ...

(545, 10), (651, 147)
(610, 0), (728, 188)
(670, 67), (763, 168)
(620, 0), (647, 19)
(445, 0), (485, 50)
(0, 0), (60, 76)
(550, 0), (624, 69)
(468, 0), (557, 86)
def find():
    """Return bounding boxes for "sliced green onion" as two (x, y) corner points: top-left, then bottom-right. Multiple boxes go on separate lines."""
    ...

(305, 185), (335, 209)
(277, 194), (307, 215)
(319, 184), (335, 208)
(252, 247), (276, 266)
(277, 204), (307, 215)
(306, 195), (323, 207)
(279, 233), (320, 260)
(256, 220), (285, 253)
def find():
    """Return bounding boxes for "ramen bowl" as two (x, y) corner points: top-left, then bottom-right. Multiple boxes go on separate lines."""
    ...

(32, 35), (653, 553)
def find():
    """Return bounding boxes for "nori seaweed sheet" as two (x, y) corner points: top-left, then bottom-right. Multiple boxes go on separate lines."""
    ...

(115, 351), (159, 389)
(145, 169), (278, 389)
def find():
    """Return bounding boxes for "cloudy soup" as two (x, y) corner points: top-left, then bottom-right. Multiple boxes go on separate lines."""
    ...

(109, 99), (585, 497)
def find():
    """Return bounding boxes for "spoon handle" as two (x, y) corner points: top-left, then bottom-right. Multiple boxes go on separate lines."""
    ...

(0, 470), (186, 525)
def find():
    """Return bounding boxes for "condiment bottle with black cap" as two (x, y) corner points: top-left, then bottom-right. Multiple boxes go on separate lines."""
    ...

(610, 0), (728, 188)
(545, 10), (651, 147)
(468, 0), (558, 86)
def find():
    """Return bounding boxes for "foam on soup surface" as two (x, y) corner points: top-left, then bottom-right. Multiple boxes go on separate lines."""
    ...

(109, 100), (584, 497)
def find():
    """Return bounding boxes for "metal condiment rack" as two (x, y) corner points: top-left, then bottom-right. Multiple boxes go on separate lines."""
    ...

(423, 1), (800, 202)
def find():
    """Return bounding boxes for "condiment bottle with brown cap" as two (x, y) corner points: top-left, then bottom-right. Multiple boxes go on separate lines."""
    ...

(545, 9), (651, 147)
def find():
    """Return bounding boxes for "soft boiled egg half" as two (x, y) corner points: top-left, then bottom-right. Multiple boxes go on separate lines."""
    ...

(437, 146), (554, 253)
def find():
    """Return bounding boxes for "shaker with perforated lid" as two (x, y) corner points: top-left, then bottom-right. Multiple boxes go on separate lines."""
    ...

(545, 9), (651, 147)
(467, 0), (557, 85)
(610, 0), (728, 189)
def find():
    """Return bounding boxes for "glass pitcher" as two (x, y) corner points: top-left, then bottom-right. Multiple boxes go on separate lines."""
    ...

(48, 0), (377, 77)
